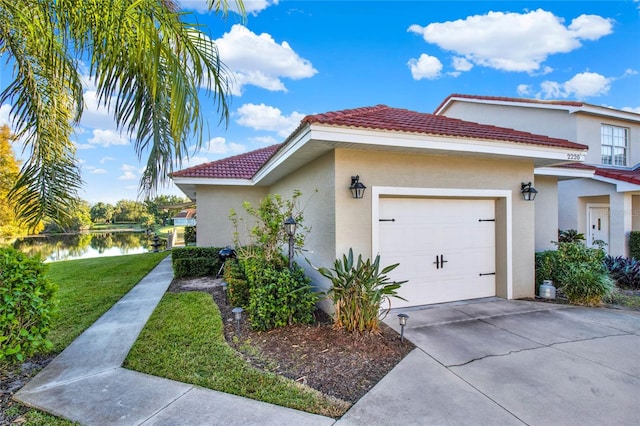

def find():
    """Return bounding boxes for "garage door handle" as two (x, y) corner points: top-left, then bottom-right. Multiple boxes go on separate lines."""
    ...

(479, 272), (495, 276)
(433, 256), (440, 269)
(440, 255), (448, 268)
(379, 218), (396, 222)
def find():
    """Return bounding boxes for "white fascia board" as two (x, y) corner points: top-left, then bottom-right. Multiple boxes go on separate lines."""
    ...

(171, 177), (254, 186)
(311, 126), (587, 161)
(571, 105), (640, 122)
(591, 175), (640, 193)
(252, 127), (312, 183)
(535, 167), (594, 178)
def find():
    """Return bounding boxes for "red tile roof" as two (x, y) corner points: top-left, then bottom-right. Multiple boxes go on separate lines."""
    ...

(170, 144), (282, 179)
(172, 105), (587, 180)
(553, 163), (640, 186)
(303, 105), (587, 150)
(594, 167), (640, 185)
(435, 94), (586, 113)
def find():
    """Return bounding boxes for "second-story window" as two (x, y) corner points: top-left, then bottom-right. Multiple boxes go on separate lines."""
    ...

(601, 124), (628, 166)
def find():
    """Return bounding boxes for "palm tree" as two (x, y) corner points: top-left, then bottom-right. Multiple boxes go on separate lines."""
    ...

(0, 0), (244, 229)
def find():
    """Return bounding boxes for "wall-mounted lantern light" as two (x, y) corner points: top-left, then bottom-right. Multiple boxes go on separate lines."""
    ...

(350, 175), (367, 199)
(520, 182), (538, 201)
(397, 313), (409, 342)
(284, 216), (297, 269)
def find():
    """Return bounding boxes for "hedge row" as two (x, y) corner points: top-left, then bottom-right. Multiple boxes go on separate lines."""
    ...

(630, 231), (640, 260)
(172, 246), (224, 278)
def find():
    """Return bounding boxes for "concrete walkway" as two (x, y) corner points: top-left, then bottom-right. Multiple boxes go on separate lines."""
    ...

(15, 257), (334, 425)
(15, 257), (640, 425)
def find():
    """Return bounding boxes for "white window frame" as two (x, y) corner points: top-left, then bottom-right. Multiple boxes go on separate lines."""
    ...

(601, 124), (629, 166)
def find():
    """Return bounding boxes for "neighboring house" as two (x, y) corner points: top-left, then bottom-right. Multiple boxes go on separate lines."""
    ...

(435, 95), (640, 257)
(171, 105), (586, 309)
(172, 208), (197, 226)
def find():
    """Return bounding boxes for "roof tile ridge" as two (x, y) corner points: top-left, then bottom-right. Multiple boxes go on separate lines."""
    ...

(171, 143), (283, 176)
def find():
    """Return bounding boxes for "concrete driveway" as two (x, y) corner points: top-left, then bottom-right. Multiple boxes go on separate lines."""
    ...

(337, 298), (640, 426)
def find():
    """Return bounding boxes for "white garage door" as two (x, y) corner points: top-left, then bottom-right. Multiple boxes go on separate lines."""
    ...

(379, 198), (496, 308)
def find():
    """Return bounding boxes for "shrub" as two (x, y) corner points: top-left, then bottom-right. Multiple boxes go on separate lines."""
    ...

(558, 229), (585, 243)
(317, 248), (407, 333)
(0, 247), (58, 363)
(172, 246), (223, 278)
(184, 226), (197, 245)
(241, 255), (318, 331)
(223, 258), (250, 307)
(604, 255), (640, 290)
(551, 242), (614, 306)
(629, 231), (640, 260)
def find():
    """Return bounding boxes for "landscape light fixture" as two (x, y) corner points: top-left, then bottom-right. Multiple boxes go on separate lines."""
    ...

(221, 281), (228, 304)
(397, 313), (409, 342)
(350, 175), (366, 199)
(520, 182), (538, 201)
(232, 307), (244, 335)
(284, 216), (297, 269)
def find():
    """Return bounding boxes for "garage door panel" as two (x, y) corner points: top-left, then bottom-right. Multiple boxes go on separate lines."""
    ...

(379, 198), (496, 308)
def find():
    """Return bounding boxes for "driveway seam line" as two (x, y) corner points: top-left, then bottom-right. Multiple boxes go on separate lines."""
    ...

(138, 385), (196, 425)
(17, 366), (121, 394)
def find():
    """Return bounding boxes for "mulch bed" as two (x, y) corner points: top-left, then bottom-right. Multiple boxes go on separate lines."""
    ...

(167, 276), (415, 403)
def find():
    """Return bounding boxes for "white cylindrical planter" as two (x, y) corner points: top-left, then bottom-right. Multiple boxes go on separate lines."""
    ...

(539, 280), (556, 299)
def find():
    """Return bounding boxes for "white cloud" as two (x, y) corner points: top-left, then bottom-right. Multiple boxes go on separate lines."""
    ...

(251, 135), (279, 145)
(196, 136), (247, 155)
(117, 164), (140, 181)
(180, 155), (212, 169)
(75, 143), (95, 150)
(84, 165), (107, 174)
(100, 156), (115, 164)
(235, 103), (305, 137)
(216, 25), (317, 95)
(408, 10), (613, 73)
(177, 0), (278, 16)
(88, 129), (129, 147)
(408, 54), (443, 80)
(517, 84), (533, 96)
(79, 90), (119, 131)
(452, 57), (473, 72)
(540, 72), (612, 99)
(0, 104), (11, 126)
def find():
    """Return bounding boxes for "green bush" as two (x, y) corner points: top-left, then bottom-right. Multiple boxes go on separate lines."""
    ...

(0, 247), (58, 363)
(172, 246), (223, 278)
(535, 242), (614, 306)
(223, 259), (250, 307)
(629, 231), (640, 260)
(241, 256), (318, 331)
(184, 226), (196, 245)
(317, 248), (407, 333)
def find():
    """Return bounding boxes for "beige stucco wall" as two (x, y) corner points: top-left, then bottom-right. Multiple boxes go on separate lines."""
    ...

(442, 103), (578, 142)
(268, 152), (337, 310)
(534, 175), (558, 251)
(194, 186), (268, 247)
(333, 148), (537, 300)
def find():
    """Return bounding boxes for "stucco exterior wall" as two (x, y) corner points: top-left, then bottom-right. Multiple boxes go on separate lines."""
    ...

(442, 103), (578, 142)
(194, 186), (268, 247)
(534, 175), (558, 251)
(334, 148), (536, 299)
(268, 152), (337, 308)
(558, 178), (611, 232)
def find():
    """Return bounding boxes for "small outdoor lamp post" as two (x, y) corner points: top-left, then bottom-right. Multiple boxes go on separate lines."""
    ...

(520, 182), (538, 201)
(232, 307), (244, 335)
(397, 313), (409, 342)
(221, 281), (228, 304)
(284, 216), (297, 270)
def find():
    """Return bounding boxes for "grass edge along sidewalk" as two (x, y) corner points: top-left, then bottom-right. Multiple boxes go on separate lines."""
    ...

(2, 251), (169, 426)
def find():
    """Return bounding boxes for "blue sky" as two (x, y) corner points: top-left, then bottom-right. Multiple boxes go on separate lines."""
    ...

(2, 1), (639, 204)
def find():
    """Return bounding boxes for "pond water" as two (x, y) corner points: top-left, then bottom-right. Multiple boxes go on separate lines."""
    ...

(12, 232), (166, 262)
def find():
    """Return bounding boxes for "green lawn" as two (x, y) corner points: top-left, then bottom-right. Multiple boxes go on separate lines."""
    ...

(125, 292), (350, 418)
